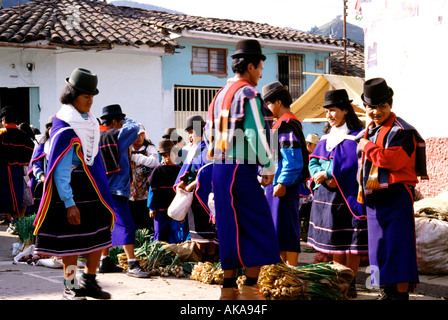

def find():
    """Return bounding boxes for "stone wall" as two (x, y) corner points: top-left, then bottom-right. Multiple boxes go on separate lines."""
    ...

(416, 137), (448, 199)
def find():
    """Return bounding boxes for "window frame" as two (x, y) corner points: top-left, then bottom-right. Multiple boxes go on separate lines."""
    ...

(191, 46), (228, 76)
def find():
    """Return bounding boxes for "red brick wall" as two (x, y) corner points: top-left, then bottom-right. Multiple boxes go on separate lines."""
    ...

(415, 137), (448, 199)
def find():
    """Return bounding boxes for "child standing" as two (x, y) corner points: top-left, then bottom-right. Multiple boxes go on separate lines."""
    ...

(147, 139), (185, 243)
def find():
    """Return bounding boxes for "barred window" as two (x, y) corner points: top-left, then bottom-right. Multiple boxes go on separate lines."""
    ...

(192, 47), (227, 75)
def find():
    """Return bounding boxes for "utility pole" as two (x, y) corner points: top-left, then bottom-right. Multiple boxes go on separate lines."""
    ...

(343, 0), (347, 75)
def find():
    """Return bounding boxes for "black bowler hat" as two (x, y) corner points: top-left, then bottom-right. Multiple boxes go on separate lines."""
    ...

(0, 106), (17, 119)
(158, 139), (175, 154)
(262, 81), (288, 101)
(162, 127), (180, 140)
(100, 104), (126, 119)
(361, 78), (394, 107)
(185, 115), (206, 132)
(322, 89), (353, 108)
(65, 68), (99, 95)
(231, 39), (266, 61)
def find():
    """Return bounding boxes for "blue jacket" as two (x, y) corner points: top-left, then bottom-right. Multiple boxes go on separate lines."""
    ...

(106, 118), (139, 197)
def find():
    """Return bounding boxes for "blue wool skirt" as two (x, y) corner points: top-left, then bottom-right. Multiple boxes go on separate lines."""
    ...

(111, 195), (136, 246)
(366, 184), (419, 287)
(307, 183), (368, 254)
(266, 183), (301, 253)
(212, 161), (280, 270)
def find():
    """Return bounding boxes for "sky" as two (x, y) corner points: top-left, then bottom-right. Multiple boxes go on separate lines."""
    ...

(117, 0), (364, 32)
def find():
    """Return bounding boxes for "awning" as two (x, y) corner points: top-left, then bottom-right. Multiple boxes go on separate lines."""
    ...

(291, 74), (366, 121)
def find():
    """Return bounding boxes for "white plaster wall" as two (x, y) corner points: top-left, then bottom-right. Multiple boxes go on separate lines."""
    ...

(360, 1), (448, 139)
(0, 47), (171, 143)
(0, 47), (57, 129)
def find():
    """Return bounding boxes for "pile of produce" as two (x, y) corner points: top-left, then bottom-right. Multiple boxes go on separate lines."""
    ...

(117, 232), (190, 278)
(190, 261), (224, 285)
(14, 214), (36, 248)
(258, 262), (354, 300)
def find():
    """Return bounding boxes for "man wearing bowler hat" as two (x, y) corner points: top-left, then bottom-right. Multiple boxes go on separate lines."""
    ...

(98, 104), (150, 278)
(0, 106), (35, 230)
(357, 78), (428, 300)
(205, 39), (280, 299)
(262, 81), (309, 267)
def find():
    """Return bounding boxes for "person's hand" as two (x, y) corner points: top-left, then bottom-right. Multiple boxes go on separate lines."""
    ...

(149, 210), (156, 219)
(185, 181), (197, 193)
(325, 179), (337, 188)
(261, 174), (274, 187)
(273, 183), (287, 197)
(67, 205), (81, 225)
(358, 138), (370, 152)
(39, 173), (46, 183)
(312, 171), (327, 185)
(177, 180), (187, 191)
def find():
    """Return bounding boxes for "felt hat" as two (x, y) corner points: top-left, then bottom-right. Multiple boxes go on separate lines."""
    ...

(305, 133), (320, 144)
(0, 106), (17, 119)
(322, 89), (353, 108)
(162, 127), (179, 140)
(65, 68), (99, 95)
(100, 104), (126, 119)
(185, 115), (206, 132)
(262, 81), (288, 101)
(361, 78), (394, 107)
(231, 39), (266, 60)
(158, 139), (175, 154)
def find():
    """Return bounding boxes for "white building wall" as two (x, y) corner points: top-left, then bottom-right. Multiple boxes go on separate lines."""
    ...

(360, 1), (448, 138)
(0, 47), (169, 143)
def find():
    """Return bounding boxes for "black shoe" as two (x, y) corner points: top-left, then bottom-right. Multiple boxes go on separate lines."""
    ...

(378, 285), (409, 300)
(347, 279), (357, 299)
(79, 274), (111, 300)
(62, 287), (86, 300)
(98, 256), (123, 273)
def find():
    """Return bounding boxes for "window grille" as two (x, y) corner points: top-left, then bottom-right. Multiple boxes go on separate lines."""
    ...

(174, 85), (221, 135)
(278, 53), (303, 101)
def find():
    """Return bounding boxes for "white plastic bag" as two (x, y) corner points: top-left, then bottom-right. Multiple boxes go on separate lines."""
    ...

(13, 244), (34, 264)
(168, 188), (194, 221)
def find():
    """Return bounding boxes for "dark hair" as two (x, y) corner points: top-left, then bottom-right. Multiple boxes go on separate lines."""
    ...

(18, 122), (37, 142)
(265, 90), (293, 108)
(322, 103), (364, 134)
(101, 115), (125, 126)
(60, 85), (83, 105)
(231, 56), (263, 74)
(2, 114), (17, 124)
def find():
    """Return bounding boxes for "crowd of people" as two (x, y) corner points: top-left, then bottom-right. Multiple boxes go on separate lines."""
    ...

(0, 39), (428, 301)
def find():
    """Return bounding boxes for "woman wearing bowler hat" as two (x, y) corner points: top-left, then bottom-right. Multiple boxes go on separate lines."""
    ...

(33, 68), (115, 300)
(174, 115), (217, 260)
(358, 78), (428, 300)
(307, 89), (368, 298)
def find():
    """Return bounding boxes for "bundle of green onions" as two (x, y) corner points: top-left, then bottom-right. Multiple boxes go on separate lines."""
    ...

(14, 214), (36, 247)
(258, 262), (354, 300)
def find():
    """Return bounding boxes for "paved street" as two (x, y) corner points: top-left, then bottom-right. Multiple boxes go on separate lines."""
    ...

(1, 224), (446, 303)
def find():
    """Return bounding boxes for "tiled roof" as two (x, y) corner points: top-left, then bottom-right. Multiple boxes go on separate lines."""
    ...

(0, 0), (362, 53)
(330, 45), (365, 78)
(0, 0), (180, 51)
